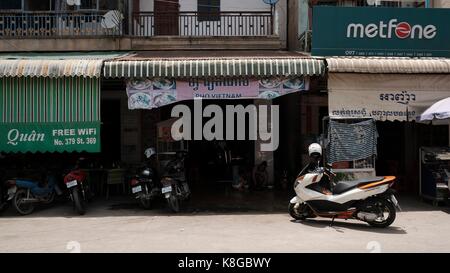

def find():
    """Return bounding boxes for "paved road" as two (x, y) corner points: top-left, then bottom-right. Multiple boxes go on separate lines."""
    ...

(0, 195), (449, 253)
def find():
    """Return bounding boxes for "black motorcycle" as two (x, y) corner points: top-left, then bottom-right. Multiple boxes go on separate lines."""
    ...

(129, 166), (160, 209)
(161, 152), (191, 213)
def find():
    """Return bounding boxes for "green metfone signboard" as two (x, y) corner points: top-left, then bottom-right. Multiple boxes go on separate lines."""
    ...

(0, 122), (101, 153)
(312, 7), (450, 57)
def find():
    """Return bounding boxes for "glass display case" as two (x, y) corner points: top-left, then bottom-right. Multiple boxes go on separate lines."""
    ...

(419, 147), (450, 205)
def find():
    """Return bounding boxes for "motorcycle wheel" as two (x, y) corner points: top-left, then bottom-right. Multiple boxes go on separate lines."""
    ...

(288, 202), (306, 220)
(139, 198), (152, 210)
(364, 198), (396, 228)
(41, 192), (55, 205)
(167, 195), (180, 213)
(72, 188), (86, 215)
(13, 189), (35, 215)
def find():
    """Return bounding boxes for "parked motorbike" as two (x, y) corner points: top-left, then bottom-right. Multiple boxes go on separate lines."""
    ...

(289, 162), (401, 228)
(161, 152), (191, 213)
(64, 166), (90, 215)
(130, 166), (161, 209)
(6, 173), (62, 215)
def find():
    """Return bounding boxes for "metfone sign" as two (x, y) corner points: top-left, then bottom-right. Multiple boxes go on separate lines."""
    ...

(312, 7), (450, 57)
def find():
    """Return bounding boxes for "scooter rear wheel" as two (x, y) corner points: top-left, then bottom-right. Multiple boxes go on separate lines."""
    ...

(364, 198), (396, 228)
(13, 189), (35, 215)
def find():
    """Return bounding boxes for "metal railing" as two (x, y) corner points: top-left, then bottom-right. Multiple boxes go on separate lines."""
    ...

(0, 11), (122, 37)
(132, 11), (273, 37)
(314, 0), (426, 8)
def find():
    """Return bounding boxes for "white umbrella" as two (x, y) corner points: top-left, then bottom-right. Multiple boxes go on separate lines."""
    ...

(417, 97), (450, 122)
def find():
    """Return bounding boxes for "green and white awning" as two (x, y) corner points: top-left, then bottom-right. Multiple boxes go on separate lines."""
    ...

(104, 58), (325, 78)
(1, 77), (100, 123)
(0, 77), (101, 153)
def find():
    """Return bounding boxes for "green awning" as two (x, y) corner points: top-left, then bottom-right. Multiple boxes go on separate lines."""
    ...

(103, 58), (325, 78)
(1, 77), (100, 123)
(0, 77), (101, 153)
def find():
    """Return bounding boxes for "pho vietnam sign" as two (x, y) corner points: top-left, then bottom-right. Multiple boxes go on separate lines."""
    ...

(0, 122), (101, 153)
(312, 7), (450, 57)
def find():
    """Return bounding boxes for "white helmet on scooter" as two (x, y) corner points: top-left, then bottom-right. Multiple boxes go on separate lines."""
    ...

(144, 147), (156, 159)
(308, 143), (322, 157)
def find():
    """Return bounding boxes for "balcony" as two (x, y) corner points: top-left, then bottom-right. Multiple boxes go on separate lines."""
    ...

(310, 0), (426, 7)
(0, 10), (279, 51)
(0, 11), (122, 38)
(132, 11), (273, 37)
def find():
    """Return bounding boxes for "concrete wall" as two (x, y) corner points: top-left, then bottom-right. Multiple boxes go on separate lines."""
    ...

(0, 36), (282, 51)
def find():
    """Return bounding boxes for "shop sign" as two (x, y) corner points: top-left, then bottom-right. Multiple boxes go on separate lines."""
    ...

(312, 7), (450, 57)
(329, 89), (450, 121)
(0, 122), (101, 153)
(126, 77), (309, 110)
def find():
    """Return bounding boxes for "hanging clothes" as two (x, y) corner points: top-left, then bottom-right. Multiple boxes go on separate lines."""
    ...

(327, 119), (378, 163)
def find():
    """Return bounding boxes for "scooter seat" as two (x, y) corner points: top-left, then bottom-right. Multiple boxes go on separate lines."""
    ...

(332, 177), (385, 195)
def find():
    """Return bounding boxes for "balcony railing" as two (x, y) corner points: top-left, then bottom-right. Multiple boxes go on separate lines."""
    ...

(133, 11), (273, 37)
(0, 11), (122, 37)
(313, 0), (426, 7)
(0, 10), (273, 38)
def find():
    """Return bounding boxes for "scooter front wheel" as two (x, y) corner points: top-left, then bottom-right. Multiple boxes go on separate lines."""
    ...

(13, 189), (35, 215)
(288, 202), (306, 220)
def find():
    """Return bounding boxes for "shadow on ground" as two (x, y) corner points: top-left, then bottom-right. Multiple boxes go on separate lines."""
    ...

(0, 185), (448, 219)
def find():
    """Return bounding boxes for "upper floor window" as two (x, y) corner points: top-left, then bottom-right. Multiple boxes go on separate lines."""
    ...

(198, 0), (220, 22)
(0, 0), (21, 10)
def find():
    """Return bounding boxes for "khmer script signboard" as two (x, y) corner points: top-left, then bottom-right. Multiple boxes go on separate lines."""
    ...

(126, 77), (309, 110)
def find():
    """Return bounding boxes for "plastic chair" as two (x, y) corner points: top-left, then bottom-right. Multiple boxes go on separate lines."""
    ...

(105, 169), (125, 200)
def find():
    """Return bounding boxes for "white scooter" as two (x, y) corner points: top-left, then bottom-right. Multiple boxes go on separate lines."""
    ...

(289, 163), (401, 228)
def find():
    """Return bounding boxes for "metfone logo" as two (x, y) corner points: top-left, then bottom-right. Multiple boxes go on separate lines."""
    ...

(347, 19), (436, 40)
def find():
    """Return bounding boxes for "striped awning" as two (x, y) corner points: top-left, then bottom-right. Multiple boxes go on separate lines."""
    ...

(104, 58), (325, 78)
(327, 57), (450, 74)
(1, 77), (100, 123)
(0, 52), (128, 78)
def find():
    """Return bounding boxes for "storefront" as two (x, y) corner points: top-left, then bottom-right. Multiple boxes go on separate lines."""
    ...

(326, 57), (450, 195)
(0, 52), (124, 192)
(102, 51), (326, 191)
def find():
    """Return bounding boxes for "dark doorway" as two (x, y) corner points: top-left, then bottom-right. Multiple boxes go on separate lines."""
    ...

(101, 100), (121, 167)
(154, 0), (179, 35)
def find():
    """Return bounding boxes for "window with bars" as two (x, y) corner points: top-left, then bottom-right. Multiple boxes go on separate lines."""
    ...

(198, 0), (220, 22)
